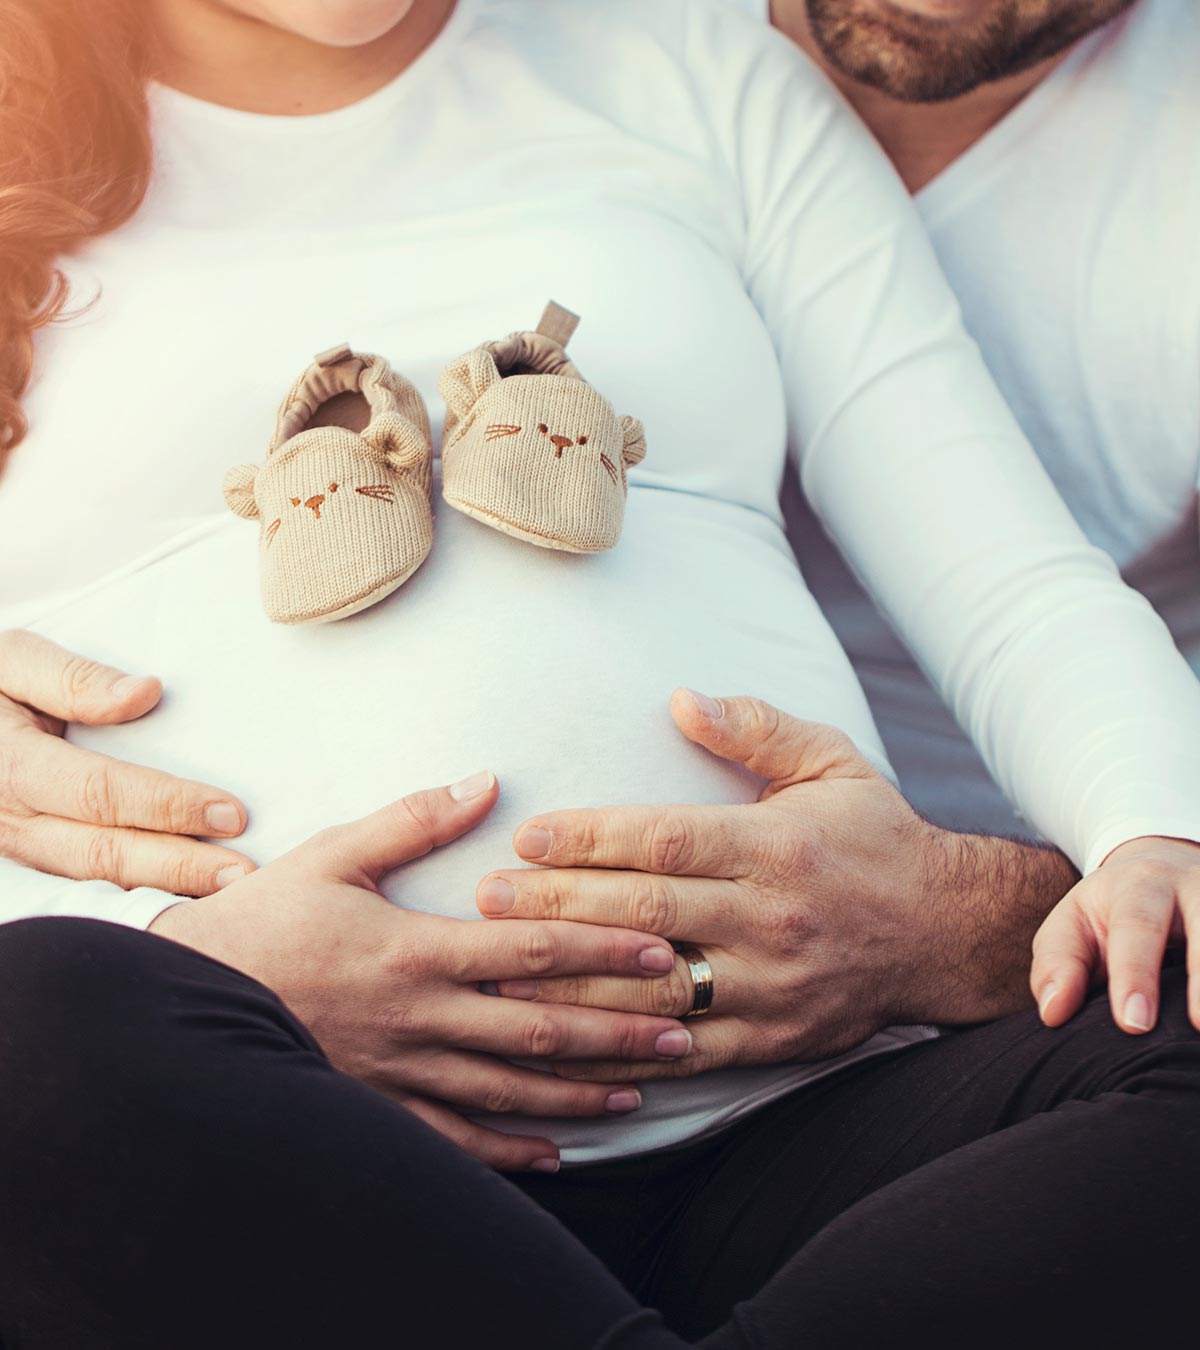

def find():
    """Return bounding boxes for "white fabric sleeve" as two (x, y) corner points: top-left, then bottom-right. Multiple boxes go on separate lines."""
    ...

(0, 856), (182, 930)
(690, 11), (1200, 873)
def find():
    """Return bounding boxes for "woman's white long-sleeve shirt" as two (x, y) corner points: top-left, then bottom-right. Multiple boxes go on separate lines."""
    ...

(0, 0), (1197, 1157)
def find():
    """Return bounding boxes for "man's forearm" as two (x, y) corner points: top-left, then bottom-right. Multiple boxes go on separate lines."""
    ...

(903, 830), (1080, 1026)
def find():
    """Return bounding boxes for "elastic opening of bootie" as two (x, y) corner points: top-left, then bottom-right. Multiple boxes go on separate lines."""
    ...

(273, 346), (381, 448)
(486, 330), (584, 381)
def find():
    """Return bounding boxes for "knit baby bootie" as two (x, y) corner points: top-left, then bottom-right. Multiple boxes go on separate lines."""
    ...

(439, 303), (646, 553)
(223, 345), (433, 624)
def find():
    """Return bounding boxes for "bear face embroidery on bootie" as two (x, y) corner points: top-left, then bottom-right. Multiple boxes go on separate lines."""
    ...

(223, 346), (433, 625)
(439, 303), (646, 553)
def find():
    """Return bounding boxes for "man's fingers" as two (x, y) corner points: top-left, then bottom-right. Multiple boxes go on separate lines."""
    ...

(1104, 884), (1177, 1034)
(497, 952), (733, 1021)
(553, 1019), (744, 1083)
(6, 729), (247, 837)
(1030, 898), (1099, 1028)
(310, 772), (499, 882)
(397, 1095), (560, 1174)
(512, 802), (758, 878)
(477, 866), (737, 944)
(458, 916), (676, 984)
(396, 1049), (644, 1120)
(1, 813), (255, 895)
(440, 993), (693, 1064)
(669, 690), (875, 791)
(0, 630), (162, 725)
(499, 971), (691, 1018)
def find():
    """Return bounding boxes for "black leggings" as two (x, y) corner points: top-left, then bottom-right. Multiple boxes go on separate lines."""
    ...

(1, 919), (1198, 1350)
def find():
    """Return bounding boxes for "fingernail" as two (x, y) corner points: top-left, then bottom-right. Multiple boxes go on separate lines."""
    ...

(501, 979), (539, 1000)
(528, 1157), (560, 1174)
(204, 802), (241, 835)
(450, 771), (494, 802)
(655, 1028), (693, 1058)
(685, 689), (723, 719)
(215, 864), (247, 889)
(517, 826), (553, 861)
(478, 877), (517, 915)
(639, 946), (675, 974)
(1037, 981), (1058, 1021)
(111, 674), (147, 699)
(1124, 992), (1153, 1032)
(605, 1089), (642, 1114)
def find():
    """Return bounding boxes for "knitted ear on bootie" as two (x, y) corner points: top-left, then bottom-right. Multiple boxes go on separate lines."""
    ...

(223, 345), (433, 624)
(439, 303), (646, 553)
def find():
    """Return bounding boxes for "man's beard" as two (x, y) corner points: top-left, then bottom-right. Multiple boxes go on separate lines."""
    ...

(804, 0), (1138, 103)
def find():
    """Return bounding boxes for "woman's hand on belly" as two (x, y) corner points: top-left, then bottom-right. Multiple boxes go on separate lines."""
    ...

(0, 630), (254, 894)
(477, 691), (1077, 1082)
(147, 773), (689, 1172)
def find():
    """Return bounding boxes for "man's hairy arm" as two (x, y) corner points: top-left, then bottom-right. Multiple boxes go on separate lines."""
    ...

(904, 830), (1079, 1025)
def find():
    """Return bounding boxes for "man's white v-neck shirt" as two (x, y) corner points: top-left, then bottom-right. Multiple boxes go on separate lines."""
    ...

(738, 0), (1200, 839)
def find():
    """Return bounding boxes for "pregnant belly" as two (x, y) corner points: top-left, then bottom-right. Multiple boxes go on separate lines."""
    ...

(41, 486), (888, 912)
(34, 488), (911, 1161)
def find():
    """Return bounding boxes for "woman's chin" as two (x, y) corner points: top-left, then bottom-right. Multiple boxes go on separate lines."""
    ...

(258, 0), (420, 48)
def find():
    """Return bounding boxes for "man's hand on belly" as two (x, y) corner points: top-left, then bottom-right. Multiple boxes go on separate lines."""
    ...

(147, 773), (691, 1172)
(473, 690), (1079, 1082)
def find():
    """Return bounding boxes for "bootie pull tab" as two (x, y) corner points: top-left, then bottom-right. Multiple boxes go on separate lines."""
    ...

(274, 343), (367, 447)
(535, 302), (580, 351)
(313, 343), (366, 380)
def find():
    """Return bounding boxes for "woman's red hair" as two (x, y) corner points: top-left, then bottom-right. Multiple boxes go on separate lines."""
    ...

(0, 0), (152, 464)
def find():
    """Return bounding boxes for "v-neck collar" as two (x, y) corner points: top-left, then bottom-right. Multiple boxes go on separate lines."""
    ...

(915, 15), (1125, 224)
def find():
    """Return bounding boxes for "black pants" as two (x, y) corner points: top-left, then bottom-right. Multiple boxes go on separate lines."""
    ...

(1, 920), (1198, 1350)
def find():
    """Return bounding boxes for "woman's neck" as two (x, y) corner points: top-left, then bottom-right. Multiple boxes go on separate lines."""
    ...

(148, 0), (458, 114)
(769, 3), (1069, 194)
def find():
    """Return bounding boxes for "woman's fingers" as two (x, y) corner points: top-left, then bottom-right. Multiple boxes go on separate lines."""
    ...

(477, 867), (737, 944)
(0, 639), (249, 889)
(1183, 889), (1200, 1032)
(5, 727), (247, 838)
(1077, 837), (1200, 1033)
(310, 772), (499, 882)
(1030, 896), (1099, 1028)
(0, 630), (163, 725)
(1, 812), (254, 895)
(1103, 881), (1179, 1034)
(1033, 841), (1200, 1034)
(395, 1048), (643, 1120)
(440, 993), (693, 1065)
(396, 1094), (560, 1173)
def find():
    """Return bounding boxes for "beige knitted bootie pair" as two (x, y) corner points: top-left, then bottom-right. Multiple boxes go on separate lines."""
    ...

(224, 305), (645, 625)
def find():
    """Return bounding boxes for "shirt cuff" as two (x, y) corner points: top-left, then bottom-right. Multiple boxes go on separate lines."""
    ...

(0, 858), (184, 931)
(1083, 821), (1200, 876)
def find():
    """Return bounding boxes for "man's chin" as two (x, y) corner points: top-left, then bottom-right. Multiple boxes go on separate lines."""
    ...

(804, 0), (991, 104)
(803, 0), (1138, 104)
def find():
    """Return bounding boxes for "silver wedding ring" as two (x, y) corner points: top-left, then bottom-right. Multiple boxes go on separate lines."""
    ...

(681, 946), (714, 1018)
